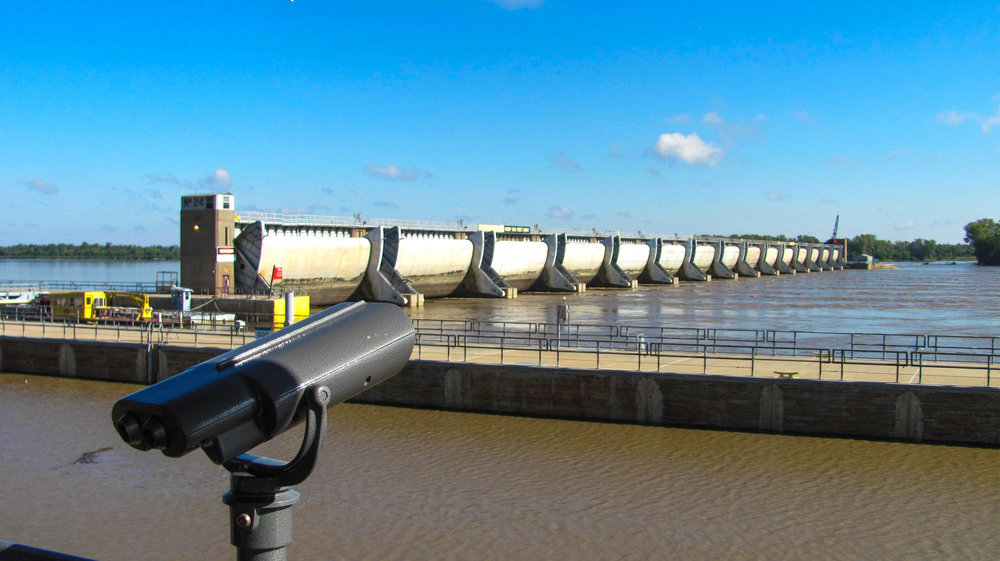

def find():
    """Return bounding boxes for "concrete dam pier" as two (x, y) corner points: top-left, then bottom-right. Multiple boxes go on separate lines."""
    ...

(180, 194), (847, 306)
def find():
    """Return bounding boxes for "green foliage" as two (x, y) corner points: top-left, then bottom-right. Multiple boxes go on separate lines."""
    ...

(846, 234), (973, 262)
(963, 219), (1000, 266)
(0, 243), (179, 260)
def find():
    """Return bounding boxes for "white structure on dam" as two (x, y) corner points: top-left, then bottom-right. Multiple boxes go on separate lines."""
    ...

(179, 194), (847, 306)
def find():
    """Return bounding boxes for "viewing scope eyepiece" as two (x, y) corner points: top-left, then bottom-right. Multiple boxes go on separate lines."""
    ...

(112, 301), (414, 464)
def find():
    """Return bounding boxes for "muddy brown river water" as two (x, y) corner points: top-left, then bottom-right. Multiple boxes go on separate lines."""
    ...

(1, 373), (998, 560)
(3, 261), (1000, 559)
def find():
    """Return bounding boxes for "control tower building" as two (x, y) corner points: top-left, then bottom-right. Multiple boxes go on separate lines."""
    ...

(180, 193), (236, 295)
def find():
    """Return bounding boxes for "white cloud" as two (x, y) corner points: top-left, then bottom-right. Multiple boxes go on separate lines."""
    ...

(363, 164), (421, 181)
(203, 168), (231, 189)
(548, 206), (573, 218)
(667, 114), (692, 124)
(489, 0), (543, 10)
(766, 190), (787, 202)
(651, 133), (724, 166)
(26, 178), (57, 194)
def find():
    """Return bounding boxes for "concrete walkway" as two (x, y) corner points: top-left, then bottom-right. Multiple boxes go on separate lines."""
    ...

(413, 343), (999, 388)
(2, 319), (995, 388)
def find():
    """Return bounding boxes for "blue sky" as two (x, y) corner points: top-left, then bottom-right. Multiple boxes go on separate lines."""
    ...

(3, 1), (999, 245)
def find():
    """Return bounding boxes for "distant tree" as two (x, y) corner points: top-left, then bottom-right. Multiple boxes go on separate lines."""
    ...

(795, 234), (821, 244)
(964, 219), (1000, 265)
(0, 243), (180, 260)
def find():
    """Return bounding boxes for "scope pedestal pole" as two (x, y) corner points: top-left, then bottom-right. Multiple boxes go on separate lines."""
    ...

(221, 386), (330, 561)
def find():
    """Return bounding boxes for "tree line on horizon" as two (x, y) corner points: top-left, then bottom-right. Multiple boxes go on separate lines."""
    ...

(0, 243), (179, 260)
(0, 232), (983, 264)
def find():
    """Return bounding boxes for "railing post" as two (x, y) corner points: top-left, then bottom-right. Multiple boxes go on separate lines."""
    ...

(988, 355), (993, 387)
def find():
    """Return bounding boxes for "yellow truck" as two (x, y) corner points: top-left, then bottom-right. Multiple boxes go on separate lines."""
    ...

(48, 291), (153, 322)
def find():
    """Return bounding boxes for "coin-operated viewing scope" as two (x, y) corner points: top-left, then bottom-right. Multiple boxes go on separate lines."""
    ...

(112, 300), (415, 464)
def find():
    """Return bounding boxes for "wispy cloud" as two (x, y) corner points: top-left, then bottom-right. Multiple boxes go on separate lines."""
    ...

(645, 166), (661, 177)
(793, 110), (817, 125)
(488, 0), (543, 10)
(981, 106), (1000, 133)
(885, 147), (909, 160)
(548, 206), (573, 219)
(373, 200), (399, 208)
(147, 173), (195, 190)
(552, 151), (581, 172)
(146, 168), (231, 191)
(651, 133), (724, 166)
(363, 163), (421, 181)
(608, 143), (626, 160)
(766, 190), (787, 202)
(826, 154), (860, 166)
(702, 112), (764, 146)
(667, 114), (692, 124)
(936, 103), (1000, 133)
(25, 178), (58, 194)
(936, 110), (978, 126)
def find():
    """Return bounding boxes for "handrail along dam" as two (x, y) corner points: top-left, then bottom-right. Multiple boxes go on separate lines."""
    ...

(180, 193), (847, 306)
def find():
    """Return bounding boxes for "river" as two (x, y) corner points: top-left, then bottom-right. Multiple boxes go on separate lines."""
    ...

(1, 260), (998, 560)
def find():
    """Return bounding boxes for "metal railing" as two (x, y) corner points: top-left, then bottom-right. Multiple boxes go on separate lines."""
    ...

(1, 315), (996, 387)
(0, 280), (164, 293)
(409, 319), (999, 387)
(412, 319), (999, 356)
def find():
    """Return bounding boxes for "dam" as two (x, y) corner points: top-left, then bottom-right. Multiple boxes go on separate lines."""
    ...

(180, 193), (847, 307)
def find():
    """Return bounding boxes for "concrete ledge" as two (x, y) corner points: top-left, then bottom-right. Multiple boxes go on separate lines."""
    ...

(354, 360), (1000, 447)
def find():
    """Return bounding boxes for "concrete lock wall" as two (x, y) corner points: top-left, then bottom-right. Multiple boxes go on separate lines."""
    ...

(354, 361), (1000, 447)
(6, 338), (996, 447)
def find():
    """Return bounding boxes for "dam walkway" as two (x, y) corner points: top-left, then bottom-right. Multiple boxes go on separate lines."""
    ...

(1, 317), (997, 389)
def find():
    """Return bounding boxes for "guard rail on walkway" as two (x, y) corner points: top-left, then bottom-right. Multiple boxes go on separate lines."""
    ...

(1, 316), (996, 387)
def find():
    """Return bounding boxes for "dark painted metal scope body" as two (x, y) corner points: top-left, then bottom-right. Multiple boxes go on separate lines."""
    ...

(112, 301), (414, 464)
